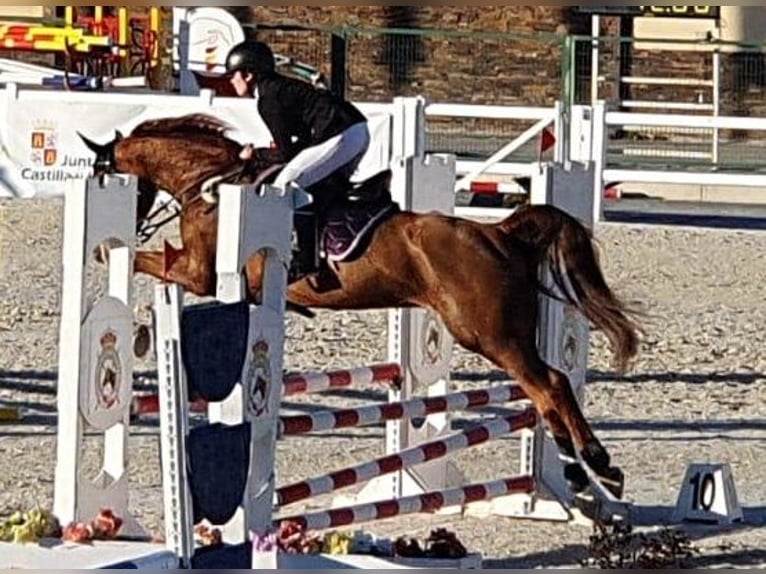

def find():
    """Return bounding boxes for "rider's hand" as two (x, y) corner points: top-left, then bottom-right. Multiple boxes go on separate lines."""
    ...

(239, 144), (255, 161)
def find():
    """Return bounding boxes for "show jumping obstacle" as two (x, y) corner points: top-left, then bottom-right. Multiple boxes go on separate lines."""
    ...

(150, 158), (544, 568)
(126, 98), (612, 530)
(148, 137), (618, 569)
(153, 181), (297, 569)
(274, 410), (537, 508)
(53, 174), (144, 539)
(130, 363), (403, 417)
(278, 384), (527, 437)
(0, 96), (621, 569)
(280, 477), (536, 533)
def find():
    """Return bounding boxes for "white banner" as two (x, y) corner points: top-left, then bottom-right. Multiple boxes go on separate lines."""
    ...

(0, 86), (394, 199)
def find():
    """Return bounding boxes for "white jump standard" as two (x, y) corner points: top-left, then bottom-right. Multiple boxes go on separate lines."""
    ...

(0, 176), (177, 569)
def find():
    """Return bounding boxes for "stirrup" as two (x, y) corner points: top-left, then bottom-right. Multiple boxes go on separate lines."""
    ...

(287, 183), (314, 210)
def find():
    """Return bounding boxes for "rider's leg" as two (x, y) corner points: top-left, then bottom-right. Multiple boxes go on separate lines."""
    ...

(273, 122), (370, 193)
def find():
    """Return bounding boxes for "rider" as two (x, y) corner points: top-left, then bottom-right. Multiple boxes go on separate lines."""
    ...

(208, 40), (371, 210)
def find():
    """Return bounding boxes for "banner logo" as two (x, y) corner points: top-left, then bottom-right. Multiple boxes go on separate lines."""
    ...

(30, 120), (58, 167)
(23, 119), (95, 184)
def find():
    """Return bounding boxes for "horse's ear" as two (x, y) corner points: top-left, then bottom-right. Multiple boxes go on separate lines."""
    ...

(78, 132), (105, 155)
(115, 130), (124, 142)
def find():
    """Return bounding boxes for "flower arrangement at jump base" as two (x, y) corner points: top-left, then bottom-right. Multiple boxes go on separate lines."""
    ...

(249, 520), (470, 562)
(0, 507), (122, 544)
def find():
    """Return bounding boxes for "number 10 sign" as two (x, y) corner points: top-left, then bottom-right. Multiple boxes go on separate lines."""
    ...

(673, 463), (743, 525)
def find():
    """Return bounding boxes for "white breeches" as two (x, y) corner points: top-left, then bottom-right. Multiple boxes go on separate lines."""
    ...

(273, 122), (371, 190)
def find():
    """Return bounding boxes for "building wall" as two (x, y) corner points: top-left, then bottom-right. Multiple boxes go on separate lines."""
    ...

(247, 7), (766, 117)
(247, 7), (590, 106)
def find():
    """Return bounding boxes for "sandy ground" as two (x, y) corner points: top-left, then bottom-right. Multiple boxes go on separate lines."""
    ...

(1, 197), (766, 568)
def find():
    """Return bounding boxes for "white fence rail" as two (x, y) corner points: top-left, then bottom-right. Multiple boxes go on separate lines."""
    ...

(601, 111), (766, 198)
(424, 103), (564, 188)
(2, 77), (765, 224)
(425, 101), (766, 223)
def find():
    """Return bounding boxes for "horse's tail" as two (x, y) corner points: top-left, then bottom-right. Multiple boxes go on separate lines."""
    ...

(498, 205), (641, 373)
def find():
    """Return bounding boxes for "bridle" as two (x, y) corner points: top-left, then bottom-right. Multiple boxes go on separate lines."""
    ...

(135, 161), (285, 246)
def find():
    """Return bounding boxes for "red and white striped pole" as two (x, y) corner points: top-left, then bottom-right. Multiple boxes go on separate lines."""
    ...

(131, 363), (402, 417)
(275, 409), (537, 508)
(277, 476), (535, 531)
(469, 181), (525, 195)
(130, 394), (209, 418)
(282, 363), (402, 397)
(280, 384), (526, 436)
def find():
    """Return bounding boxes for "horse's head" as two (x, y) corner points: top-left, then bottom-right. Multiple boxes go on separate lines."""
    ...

(78, 131), (122, 178)
(78, 114), (285, 242)
(78, 130), (159, 231)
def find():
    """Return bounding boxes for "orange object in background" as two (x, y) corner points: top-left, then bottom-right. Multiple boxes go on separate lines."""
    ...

(0, 6), (162, 74)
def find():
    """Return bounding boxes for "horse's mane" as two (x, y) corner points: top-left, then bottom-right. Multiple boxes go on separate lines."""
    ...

(130, 113), (233, 140)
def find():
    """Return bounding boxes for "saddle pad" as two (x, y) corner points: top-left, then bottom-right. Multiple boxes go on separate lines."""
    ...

(322, 203), (397, 263)
(187, 423), (251, 526)
(181, 301), (250, 402)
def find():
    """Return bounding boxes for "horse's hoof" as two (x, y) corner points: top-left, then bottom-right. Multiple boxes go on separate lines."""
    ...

(133, 324), (152, 359)
(597, 466), (625, 500)
(564, 462), (590, 493)
(582, 440), (611, 471)
(93, 243), (109, 265)
(566, 462), (624, 501)
(572, 490), (626, 526)
(92, 238), (124, 265)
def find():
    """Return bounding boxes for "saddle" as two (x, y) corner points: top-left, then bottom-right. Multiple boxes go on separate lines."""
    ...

(291, 170), (399, 283)
(204, 162), (398, 284)
(234, 165), (398, 283)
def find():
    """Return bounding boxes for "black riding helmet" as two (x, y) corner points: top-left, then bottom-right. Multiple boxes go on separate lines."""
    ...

(225, 41), (276, 76)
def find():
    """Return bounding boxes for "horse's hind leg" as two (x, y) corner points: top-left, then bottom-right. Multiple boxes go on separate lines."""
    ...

(484, 339), (624, 499)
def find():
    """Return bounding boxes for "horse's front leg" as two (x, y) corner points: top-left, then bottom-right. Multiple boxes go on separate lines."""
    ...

(244, 252), (266, 304)
(134, 246), (217, 298)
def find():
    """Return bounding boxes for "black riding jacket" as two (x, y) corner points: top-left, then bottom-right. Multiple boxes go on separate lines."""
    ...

(253, 72), (366, 164)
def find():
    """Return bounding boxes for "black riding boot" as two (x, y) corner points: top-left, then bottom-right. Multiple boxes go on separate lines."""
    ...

(289, 208), (319, 283)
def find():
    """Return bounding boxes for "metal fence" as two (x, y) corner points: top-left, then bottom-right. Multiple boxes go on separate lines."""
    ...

(254, 24), (766, 172)
(253, 25), (565, 163)
(569, 34), (766, 171)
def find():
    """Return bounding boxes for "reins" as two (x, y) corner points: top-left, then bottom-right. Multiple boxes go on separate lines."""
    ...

(137, 198), (182, 245)
(135, 161), (284, 246)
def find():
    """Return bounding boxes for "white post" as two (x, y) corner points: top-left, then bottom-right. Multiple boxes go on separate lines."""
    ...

(209, 183), (293, 545)
(553, 101), (566, 165)
(155, 183), (293, 567)
(155, 283), (194, 568)
(591, 15), (601, 105)
(53, 175), (144, 537)
(712, 49), (721, 166)
(591, 101), (608, 224)
(392, 95), (425, 160)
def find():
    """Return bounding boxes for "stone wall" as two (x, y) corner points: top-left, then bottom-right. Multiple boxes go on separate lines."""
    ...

(248, 7), (590, 106)
(247, 7), (766, 119)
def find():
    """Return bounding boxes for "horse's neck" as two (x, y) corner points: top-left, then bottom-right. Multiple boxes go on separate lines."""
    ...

(121, 137), (238, 204)
(144, 151), (233, 203)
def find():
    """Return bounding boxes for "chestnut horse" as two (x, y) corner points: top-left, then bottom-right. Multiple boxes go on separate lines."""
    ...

(80, 113), (641, 503)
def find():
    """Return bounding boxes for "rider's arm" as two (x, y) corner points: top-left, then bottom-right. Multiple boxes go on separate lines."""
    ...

(254, 88), (302, 164)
